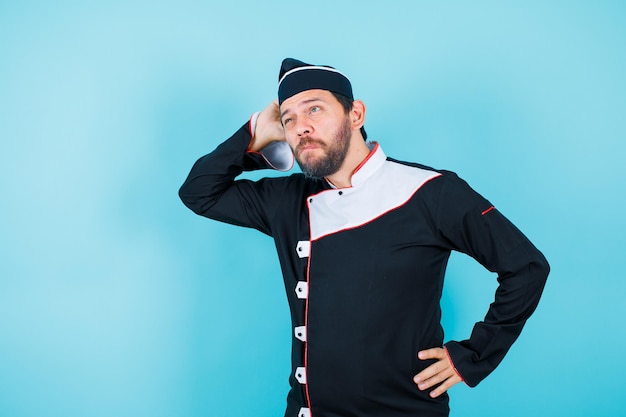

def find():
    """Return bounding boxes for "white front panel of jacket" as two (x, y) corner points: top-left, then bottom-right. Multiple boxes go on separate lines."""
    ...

(308, 161), (441, 241)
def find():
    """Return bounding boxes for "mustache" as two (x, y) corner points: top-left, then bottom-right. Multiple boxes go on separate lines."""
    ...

(295, 137), (326, 153)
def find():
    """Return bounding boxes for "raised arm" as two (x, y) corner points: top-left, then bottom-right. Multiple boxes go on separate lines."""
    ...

(178, 101), (293, 235)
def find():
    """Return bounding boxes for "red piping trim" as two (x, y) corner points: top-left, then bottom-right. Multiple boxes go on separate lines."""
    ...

(323, 143), (380, 189)
(351, 142), (379, 176)
(443, 346), (468, 386)
(247, 149), (295, 171)
(304, 200), (313, 415)
(481, 205), (496, 216)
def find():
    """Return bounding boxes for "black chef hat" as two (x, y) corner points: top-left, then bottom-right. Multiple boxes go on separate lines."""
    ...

(277, 58), (353, 105)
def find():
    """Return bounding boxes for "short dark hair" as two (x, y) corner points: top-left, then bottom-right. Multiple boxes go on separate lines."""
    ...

(331, 92), (368, 140)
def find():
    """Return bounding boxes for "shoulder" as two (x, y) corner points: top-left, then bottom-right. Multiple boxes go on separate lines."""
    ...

(385, 157), (465, 187)
(385, 157), (489, 209)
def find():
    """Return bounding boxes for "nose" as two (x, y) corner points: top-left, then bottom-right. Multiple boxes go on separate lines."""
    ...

(295, 117), (312, 137)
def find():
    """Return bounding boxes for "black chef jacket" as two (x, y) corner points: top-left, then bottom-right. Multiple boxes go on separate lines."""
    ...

(179, 121), (549, 417)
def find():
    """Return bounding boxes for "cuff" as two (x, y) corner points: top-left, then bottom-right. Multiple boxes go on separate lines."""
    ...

(444, 345), (469, 387)
(246, 112), (294, 172)
(249, 111), (261, 139)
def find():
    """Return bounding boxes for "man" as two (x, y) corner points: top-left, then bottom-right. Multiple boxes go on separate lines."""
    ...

(179, 58), (549, 417)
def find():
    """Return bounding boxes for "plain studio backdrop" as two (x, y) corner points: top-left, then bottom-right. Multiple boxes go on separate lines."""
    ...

(0, 1), (624, 416)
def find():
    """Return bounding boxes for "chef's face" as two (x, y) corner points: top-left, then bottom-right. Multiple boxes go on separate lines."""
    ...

(280, 89), (353, 178)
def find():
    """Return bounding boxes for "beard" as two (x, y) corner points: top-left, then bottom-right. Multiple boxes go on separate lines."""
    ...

(294, 117), (352, 179)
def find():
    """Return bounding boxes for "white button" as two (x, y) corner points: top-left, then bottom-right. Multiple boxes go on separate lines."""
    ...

(296, 240), (311, 258)
(298, 407), (310, 417)
(295, 281), (308, 299)
(294, 325), (307, 342)
(295, 367), (307, 384)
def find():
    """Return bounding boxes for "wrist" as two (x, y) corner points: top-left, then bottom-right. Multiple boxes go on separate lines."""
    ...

(247, 111), (261, 151)
(249, 111), (261, 139)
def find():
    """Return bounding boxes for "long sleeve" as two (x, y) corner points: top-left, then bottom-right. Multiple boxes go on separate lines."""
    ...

(435, 173), (550, 387)
(178, 122), (292, 236)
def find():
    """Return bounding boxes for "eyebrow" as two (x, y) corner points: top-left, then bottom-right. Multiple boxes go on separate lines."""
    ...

(280, 98), (324, 119)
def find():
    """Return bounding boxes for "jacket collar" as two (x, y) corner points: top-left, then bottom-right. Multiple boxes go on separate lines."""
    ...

(326, 142), (385, 188)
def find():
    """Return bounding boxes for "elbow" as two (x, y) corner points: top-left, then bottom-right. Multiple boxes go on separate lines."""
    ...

(543, 259), (551, 279)
(178, 183), (205, 216)
(529, 252), (550, 295)
(537, 253), (551, 282)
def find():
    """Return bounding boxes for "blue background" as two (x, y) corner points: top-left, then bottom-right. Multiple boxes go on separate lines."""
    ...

(1, 1), (624, 416)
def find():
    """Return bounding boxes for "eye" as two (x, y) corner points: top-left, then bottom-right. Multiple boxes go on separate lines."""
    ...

(282, 117), (293, 125)
(310, 106), (320, 113)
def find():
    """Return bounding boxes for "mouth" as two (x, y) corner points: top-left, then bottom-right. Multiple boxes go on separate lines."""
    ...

(299, 144), (319, 152)
(296, 138), (324, 154)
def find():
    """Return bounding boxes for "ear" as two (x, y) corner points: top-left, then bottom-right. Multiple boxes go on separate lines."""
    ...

(350, 100), (366, 131)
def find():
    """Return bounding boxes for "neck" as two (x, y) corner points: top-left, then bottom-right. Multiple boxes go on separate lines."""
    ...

(326, 138), (372, 188)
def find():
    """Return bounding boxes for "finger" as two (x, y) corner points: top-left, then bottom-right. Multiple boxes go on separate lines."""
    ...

(415, 366), (455, 391)
(428, 374), (463, 398)
(418, 347), (445, 360)
(428, 378), (452, 398)
(272, 101), (281, 118)
(414, 360), (443, 383)
(414, 348), (446, 383)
